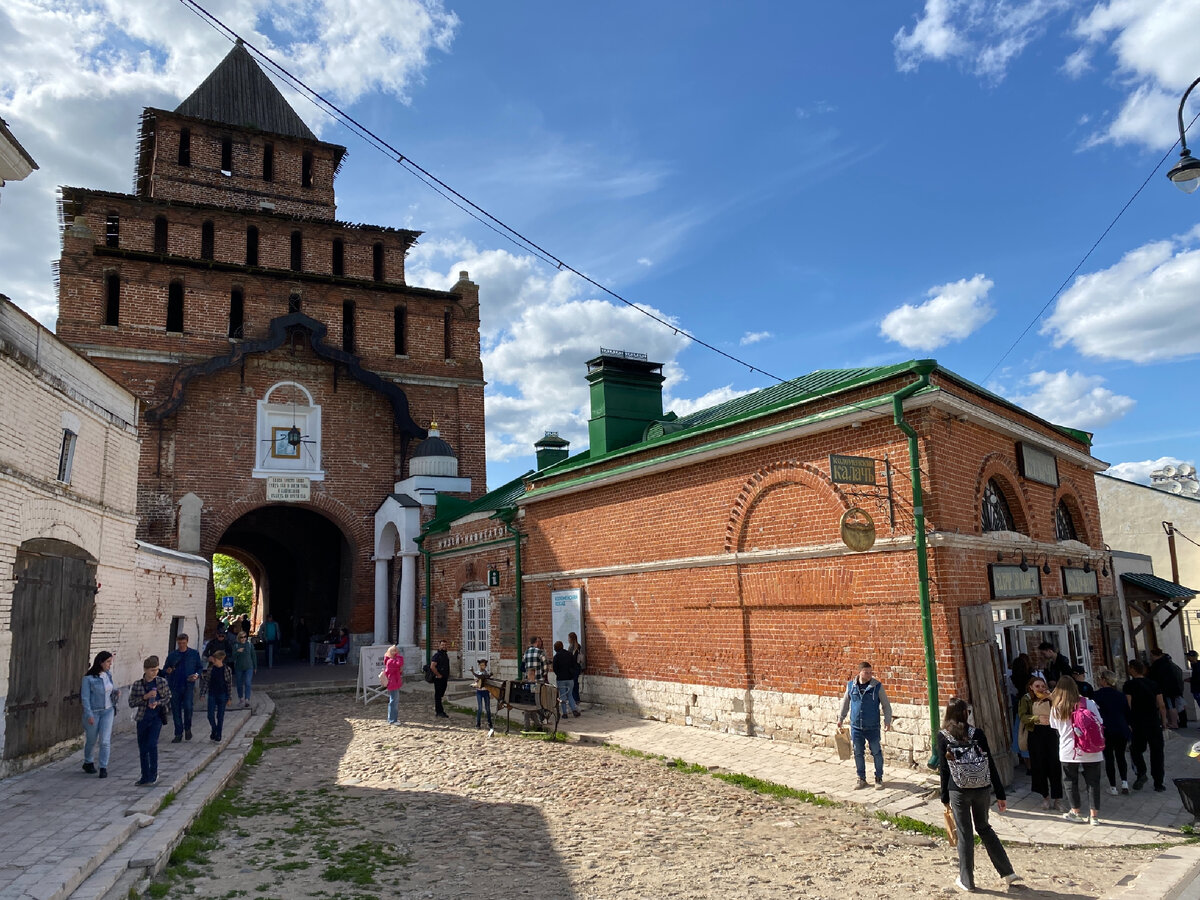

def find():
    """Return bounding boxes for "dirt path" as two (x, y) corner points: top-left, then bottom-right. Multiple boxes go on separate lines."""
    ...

(150, 692), (1162, 899)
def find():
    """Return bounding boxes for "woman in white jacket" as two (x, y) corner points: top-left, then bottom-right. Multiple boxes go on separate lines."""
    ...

(1049, 675), (1105, 825)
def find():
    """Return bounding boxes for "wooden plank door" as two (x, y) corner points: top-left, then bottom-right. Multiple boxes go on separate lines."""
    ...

(959, 603), (1014, 787)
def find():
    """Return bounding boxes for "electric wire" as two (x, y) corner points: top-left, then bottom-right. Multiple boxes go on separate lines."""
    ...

(980, 111), (1200, 384)
(176, 0), (784, 383)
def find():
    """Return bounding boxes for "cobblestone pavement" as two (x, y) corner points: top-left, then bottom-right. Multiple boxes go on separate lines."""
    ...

(151, 692), (1166, 900)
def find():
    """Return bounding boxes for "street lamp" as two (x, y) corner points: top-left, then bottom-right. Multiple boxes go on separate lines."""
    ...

(1167, 76), (1200, 193)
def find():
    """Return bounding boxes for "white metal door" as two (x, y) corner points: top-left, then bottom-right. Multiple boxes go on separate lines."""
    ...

(1067, 613), (1093, 683)
(461, 590), (491, 660)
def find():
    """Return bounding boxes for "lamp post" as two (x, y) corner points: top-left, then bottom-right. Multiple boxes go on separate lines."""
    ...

(1167, 76), (1200, 193)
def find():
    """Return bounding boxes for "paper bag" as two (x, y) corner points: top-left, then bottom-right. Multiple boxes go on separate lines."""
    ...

(834, 727), (852, 761)
(943, 806), (958, 847)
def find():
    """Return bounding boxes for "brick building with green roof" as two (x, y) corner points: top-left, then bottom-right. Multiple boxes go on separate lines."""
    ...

(421, 352), (1110, 770)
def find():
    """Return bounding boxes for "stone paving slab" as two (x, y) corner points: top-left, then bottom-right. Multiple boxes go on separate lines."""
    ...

(566, 705), (1198, 847)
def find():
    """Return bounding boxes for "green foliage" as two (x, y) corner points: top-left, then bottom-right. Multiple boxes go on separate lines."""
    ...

(712, 772), (840, 807)
(212, 553), (254, 618)
(874, 810), (949, 839)
(320, 842), (410, 885)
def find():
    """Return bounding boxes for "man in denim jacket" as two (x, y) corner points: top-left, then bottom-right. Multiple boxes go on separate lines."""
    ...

(836, 661), (894, 790)
(164, 634), (203, 742)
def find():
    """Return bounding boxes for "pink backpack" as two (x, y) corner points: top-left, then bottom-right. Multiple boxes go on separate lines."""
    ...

(1071, 700), (1105, 753)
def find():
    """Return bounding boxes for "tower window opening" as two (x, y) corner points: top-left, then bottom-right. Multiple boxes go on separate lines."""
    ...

(104, 213), (119, 248)
(372, 242), (384, 282)
(262, 142), (274, 182)
(229, 288), (245, 338)
(166, 281), (184, 333)
(301, 151), (313, 188)
(104, 273), (120, 326)
(342, 301), (356, 353)
(290, 230), (303, 271)
(178, 128), (191, 167)
(443, 310), (452, 359)
(201, 221), (214, 260)
(394, 305), (407, 356)
(246, 226), (259, 266)
(332, 239), (344, 277)
(288, 293), (301, 314)
(154, 215), (168, 254)
(220, 136), (233, 175)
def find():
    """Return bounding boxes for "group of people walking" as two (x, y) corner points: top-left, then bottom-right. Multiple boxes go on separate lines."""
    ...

(80, 631), (257, 786)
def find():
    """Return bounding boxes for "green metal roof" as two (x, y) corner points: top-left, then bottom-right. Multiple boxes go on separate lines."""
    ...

(421, 472), (531, 535)
(1121, 572), (1197, 600)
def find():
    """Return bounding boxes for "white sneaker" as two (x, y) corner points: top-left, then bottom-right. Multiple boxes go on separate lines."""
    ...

(1062, 810), (1086, 823)
(954, 876), (973, 892)
(1002, 873), (1020, 886)
(1107, 786), (1119, 795)
(487, 727), (494, 737)
(1089, 815), (1101, 826)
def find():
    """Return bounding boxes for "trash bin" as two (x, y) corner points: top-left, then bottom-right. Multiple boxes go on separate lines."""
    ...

(1173, 778), (1200, 821)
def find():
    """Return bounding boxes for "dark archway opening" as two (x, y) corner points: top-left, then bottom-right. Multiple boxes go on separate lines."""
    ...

(216, 505), (352, 664)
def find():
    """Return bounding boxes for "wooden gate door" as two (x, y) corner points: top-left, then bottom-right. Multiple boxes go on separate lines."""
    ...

(5, 540), (97, 759)
(959, 603), (1014, 787)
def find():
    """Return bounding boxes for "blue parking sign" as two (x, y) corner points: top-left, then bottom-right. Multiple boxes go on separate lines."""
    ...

(221, 596), (235, 611)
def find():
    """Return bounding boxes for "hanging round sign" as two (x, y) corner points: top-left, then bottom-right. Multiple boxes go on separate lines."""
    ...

(840, 507), (876, 552)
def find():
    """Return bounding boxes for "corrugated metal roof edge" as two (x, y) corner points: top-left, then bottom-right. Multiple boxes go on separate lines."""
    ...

(421, 471), (532, 535)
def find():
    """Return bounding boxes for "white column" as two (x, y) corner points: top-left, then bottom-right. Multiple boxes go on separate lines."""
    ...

(398, 552), (417, 649)
(373, 556), (390, 644)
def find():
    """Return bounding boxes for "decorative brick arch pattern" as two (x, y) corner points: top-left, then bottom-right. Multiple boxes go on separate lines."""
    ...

(974, 454), (1033, 536)
(19, 499), (103, 560)
(1054, 479), (1094, 546)
(725, 461), (852, 554)
(202, 490), (369, 557)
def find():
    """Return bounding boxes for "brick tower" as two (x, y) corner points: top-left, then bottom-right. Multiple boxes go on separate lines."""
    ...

(54, 42), (484, 650)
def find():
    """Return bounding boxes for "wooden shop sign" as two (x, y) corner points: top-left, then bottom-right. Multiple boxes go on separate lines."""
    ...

(989, 564), (1041, 599)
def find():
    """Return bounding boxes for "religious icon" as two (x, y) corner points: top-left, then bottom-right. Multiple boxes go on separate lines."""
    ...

(271, 426), (301, 459)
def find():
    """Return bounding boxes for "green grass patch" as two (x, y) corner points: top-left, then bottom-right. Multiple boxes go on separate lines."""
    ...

(667, 757), (709, 774)
(156, 790), (177, 814)
(711, 772), (840, 807)
(272, 860), (311, 872)
(320, 841), (410, 885)
(243, 716), (277, 767)
(874, 810), (948, 839)
(146, 882), (172, 899)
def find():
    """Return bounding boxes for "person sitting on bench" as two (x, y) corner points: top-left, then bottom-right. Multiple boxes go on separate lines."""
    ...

(325, 629), (350, 665)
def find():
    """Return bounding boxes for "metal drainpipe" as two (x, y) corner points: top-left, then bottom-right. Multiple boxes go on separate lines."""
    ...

(497, 510), (524, 678)
(417, 535), (433, 668)
(892, 361), (940, 768)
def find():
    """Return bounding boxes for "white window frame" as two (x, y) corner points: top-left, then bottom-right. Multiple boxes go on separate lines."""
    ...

(992, 603), (1025, 666)
(57, 429), (77, 484)
(252, 381), (324, 480)
(461, 590), (491, 659)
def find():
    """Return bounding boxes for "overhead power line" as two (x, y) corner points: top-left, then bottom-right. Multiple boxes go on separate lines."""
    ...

(176, 0), (784, 383)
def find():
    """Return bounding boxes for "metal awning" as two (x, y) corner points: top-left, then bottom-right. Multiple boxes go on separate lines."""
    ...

(1120, 572), (1197, 600)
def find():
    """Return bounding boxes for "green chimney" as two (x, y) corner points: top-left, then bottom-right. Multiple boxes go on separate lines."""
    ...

(585, 350), (664, 456)
(534, 431), (570, 470)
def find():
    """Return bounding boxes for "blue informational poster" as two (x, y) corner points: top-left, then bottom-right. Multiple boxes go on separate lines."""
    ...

(551, 588), (582, 651)
(221, 596), (235, 611)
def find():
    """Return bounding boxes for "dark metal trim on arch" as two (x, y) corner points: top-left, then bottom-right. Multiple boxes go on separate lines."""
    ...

(144, 312), (427, 442)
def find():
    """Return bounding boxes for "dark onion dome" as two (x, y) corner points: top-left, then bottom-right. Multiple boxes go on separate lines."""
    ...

(410, 423), (458, 477)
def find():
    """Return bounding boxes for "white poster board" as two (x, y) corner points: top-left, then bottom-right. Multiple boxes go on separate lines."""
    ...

(356, 644), (392, 705)
(551, 588), (582, 651)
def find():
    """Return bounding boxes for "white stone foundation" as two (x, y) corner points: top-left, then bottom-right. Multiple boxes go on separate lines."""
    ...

(581, 674), (934, 766)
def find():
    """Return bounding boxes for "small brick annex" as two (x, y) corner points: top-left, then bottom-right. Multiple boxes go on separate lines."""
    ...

(422, 358), (1112, 766)
(52, 43), (485, 644)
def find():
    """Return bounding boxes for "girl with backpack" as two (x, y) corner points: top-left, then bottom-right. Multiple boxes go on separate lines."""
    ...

(938, 698), (1018, 893)
(1049, 675), (1105, 825)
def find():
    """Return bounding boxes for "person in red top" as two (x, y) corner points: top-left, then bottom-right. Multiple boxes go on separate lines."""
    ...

(325, 628), (350, 665)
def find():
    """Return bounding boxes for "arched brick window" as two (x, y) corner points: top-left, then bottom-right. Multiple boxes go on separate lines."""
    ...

(1055, 499), (1078, 542)
(982, 478), (1016, 533)
(228, 288), (244, 339)
(166, 281), (184, 333)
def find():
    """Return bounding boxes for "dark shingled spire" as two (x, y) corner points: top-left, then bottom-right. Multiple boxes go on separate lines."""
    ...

(175, 41), (317, 141)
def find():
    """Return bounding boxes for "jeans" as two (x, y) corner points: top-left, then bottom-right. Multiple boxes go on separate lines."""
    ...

(208, 694), (228, 739)
(434, 678), (448, 716)
(949, 787), (1013, 890)
(851, 726), (883, 781)
(267, 640), (277, 668)
(572, 675), (581, 706)
(557, 680), (578, 714)
(476, 689), (492, 728)
(326, 647), (348, 664)
(235, 669), (253, 703)
(136, 713), (163, 781)
(1131, 725), (1165, 788)
(387, 689), (400, 724)
(1062, 761), (1102, 812)
(171, 680), (195, 736)
(1103, 731), (1129, 786)
(83, 706), (114, 768)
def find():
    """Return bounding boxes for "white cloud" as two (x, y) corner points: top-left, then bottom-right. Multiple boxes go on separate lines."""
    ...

(1042, 231), (1200, 361)
(739, 330), (771, 346)
(879, 274), (995, 350)
(1006, 370), (1136, 430)
(1105, 456), (1189, 484)
(1062, 45), (1093, 79)
(636, 257), (653, 267)
(0, 0), (457, 327)
(796, 100), (837, 119)
(893, 0), (1071, 81)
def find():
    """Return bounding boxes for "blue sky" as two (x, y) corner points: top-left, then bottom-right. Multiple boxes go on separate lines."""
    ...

(3, 1), (1200, 490)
